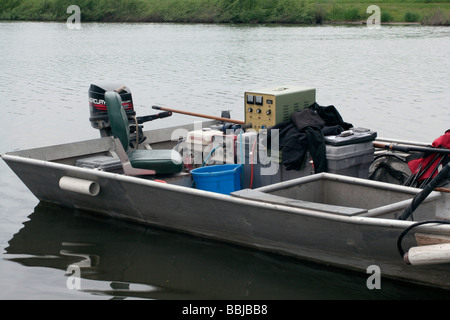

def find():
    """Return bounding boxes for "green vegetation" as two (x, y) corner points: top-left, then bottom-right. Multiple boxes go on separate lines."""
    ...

(1, 0), (449, 25)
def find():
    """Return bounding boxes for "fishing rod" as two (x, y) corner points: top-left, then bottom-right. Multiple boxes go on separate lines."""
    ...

(373, 141), (450, 155)
(152, 105), (246, 125)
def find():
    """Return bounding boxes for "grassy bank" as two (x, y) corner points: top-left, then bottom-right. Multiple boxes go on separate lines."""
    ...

(1, 0), (449, 25)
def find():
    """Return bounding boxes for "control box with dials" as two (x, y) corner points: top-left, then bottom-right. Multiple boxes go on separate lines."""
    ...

(244, 86), (316, 131)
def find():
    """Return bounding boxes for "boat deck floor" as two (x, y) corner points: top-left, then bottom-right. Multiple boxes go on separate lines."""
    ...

(232, 189), (368, 216)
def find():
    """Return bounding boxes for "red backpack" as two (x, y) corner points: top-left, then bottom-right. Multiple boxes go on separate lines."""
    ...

(407, 130), (450, 187)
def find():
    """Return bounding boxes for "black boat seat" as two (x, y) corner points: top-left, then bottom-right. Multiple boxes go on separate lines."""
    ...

(105, 91), (183, 175)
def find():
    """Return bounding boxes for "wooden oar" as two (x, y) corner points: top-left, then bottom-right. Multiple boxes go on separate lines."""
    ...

(152, 105), (246, 125)
(373, 141), (450, 155)
(436, 187), (450, 193)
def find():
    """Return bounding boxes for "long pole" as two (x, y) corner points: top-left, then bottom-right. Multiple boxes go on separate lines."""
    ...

(436, 187), (450, 193)
(373, 141), (450, 155)
(152, 105), (246, 125)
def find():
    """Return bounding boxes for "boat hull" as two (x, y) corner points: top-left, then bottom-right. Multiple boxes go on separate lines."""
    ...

(3, 142), (450, 290)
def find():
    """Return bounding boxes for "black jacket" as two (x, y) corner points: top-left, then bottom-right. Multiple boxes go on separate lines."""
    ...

(269, 103), (353, 173)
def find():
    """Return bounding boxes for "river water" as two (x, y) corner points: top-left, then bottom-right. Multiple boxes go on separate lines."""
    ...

(0, 22), (449, 300)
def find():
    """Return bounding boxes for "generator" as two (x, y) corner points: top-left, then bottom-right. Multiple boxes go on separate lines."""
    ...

(182, 85), (316, 172)
(244, 86), (316, 131)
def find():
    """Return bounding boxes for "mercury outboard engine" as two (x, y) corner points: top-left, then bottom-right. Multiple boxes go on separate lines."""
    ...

(88, 83), (173, 146)
(89, 83), (135, 137)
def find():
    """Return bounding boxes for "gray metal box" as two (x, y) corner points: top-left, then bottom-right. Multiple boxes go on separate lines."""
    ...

(236, 132), (281, 188)
(326, 142), (375, 178)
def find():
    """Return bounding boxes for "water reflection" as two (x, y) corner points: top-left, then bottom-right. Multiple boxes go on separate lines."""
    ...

(5, 202), (450, 300)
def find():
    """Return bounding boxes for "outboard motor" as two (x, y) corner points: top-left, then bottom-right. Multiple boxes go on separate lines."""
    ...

(88, 83), (173, 146)
(89, 83), (135, 137)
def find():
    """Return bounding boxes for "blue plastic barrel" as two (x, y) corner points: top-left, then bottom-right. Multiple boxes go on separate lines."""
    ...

(191, 164), (242, 194)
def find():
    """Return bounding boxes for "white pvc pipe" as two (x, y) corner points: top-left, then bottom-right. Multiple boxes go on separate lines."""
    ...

(404, 243), (450, 265)
(59, 176), (100, 196)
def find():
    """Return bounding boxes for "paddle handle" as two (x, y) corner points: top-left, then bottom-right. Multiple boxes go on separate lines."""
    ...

(152, 105), (246, 125)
